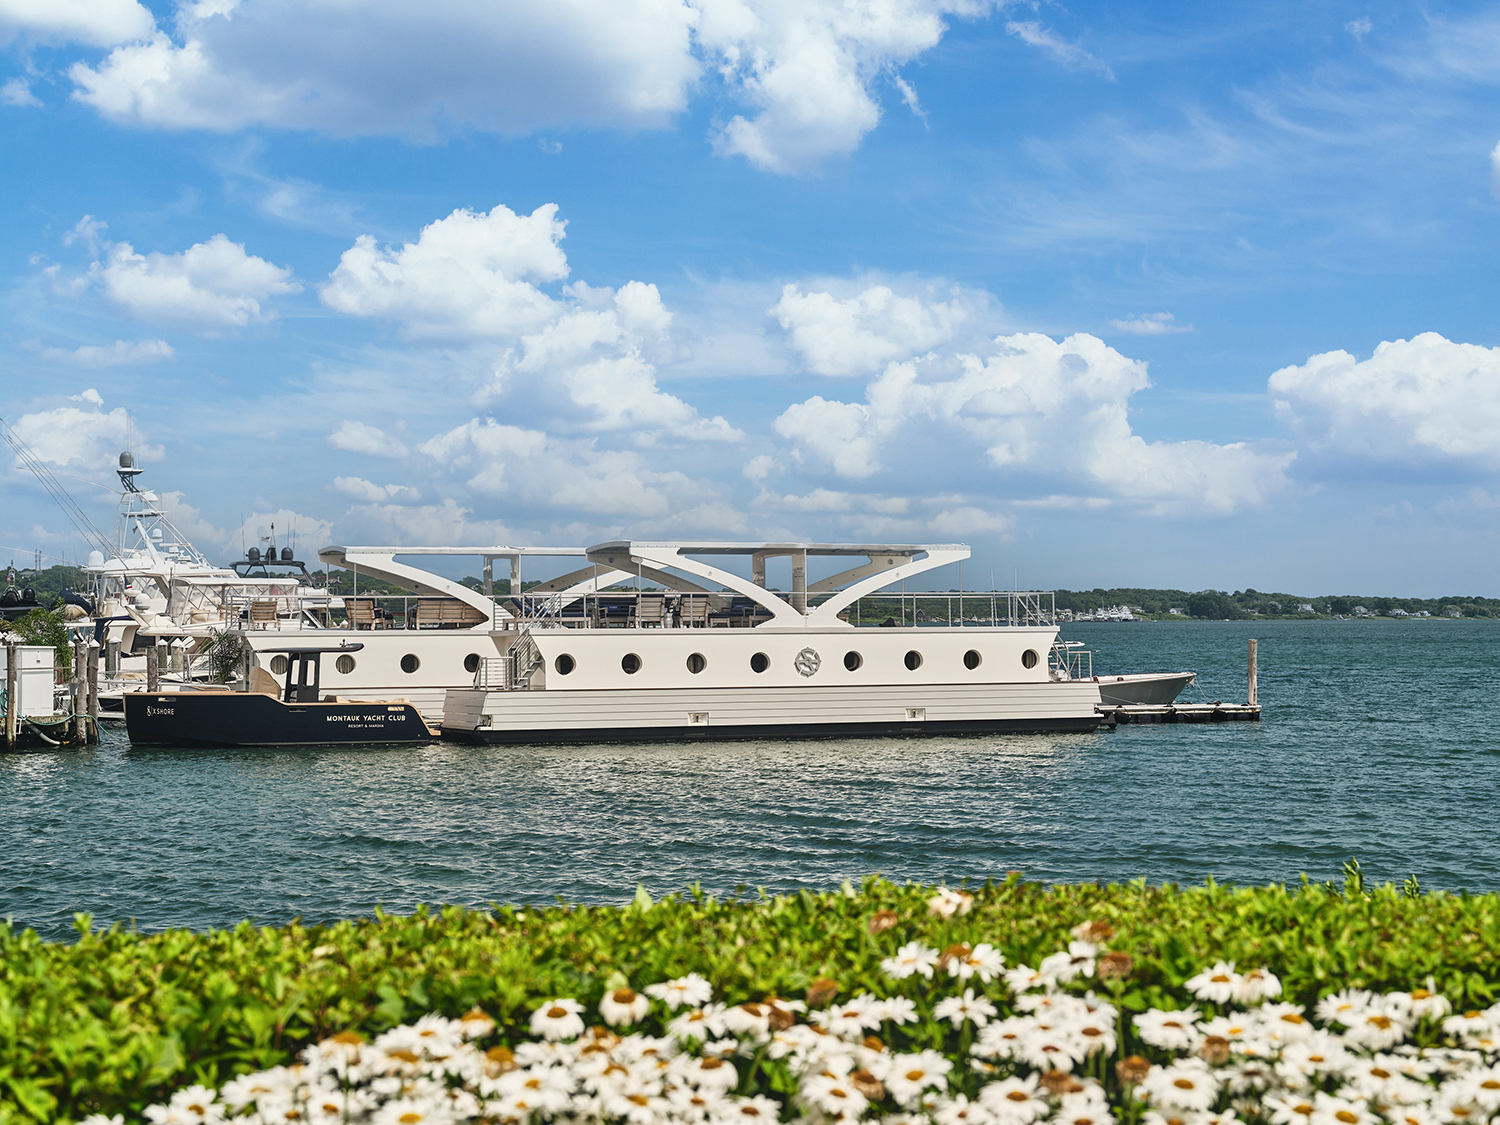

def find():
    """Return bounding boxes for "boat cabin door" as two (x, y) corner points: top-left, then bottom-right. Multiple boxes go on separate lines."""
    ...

(281, 651), (322, 704)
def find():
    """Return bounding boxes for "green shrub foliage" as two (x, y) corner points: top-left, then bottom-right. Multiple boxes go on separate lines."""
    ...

(5, 876), (1500, 1123)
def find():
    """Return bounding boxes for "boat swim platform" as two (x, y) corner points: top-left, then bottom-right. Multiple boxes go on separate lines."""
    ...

(1097, 702), (1261, 727)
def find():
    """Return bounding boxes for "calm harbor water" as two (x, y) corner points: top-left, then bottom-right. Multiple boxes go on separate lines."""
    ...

(4, 620), (1495, 940)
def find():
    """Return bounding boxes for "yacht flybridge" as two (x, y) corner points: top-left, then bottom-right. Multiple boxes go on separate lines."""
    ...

(439, 540), (1108, 744)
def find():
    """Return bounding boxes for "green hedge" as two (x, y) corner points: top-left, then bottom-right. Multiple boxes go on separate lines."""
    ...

(5, 874), (1500, 1123)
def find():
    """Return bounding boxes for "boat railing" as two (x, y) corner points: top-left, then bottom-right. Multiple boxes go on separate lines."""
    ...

(835, 590), (1056, 628)
(1049, 640), (1092, 681)
(489, 588), (1057, 629)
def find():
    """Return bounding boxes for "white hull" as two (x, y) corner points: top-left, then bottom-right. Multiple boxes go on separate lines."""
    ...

(443, 679), (1104, 743)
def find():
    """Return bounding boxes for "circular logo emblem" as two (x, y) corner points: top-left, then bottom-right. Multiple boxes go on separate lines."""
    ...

(794, 647), (821, 677)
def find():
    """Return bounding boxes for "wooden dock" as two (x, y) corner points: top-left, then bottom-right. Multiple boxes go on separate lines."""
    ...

(1098, 702), (1261, 727)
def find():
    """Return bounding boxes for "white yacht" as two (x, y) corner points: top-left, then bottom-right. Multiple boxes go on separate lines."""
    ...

(440, 540), (1107, 743)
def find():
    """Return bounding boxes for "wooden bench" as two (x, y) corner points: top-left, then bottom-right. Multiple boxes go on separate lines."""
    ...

(414, 599), (487, 629)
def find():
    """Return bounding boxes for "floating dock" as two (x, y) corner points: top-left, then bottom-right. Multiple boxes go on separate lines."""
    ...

(1097, 702), (1261, 727)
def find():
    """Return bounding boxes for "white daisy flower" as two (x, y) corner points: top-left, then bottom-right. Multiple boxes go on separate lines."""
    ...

(884, 1050), (953, 1108)
(1307, 1092), (1377, 1125)
(1004, 965), (1049, 994)
(978, 1075), (1049, 1125)
(1135, 1008), (1204, 1050)
(530, 998), (587, 1041)
(667, 1004), (729, 1042)
(1185, 963), (1243, 1005)
(1342, 1005), (1407, 1051)
(725, 1094), (784, 1121)
(1276, 1033), (1353, 1086)
(1057, 1086), (1116, 1125)
(883, 941), (940, 980)
(601, 988), (651, 1027)
(1141, 1059), (1220, 1111)
(950, 943), (1007, 983)
(800, 1071), (870, 1117)
(1316, 989), (1375, 1027)
(868, 995), (919, 1025)
(935, 989), (999, 1028)
(933, 1093), (997, 1125)
(973, 1017), (1036, 1061)
(645, 974), (714, 1011)
(1263, 1094), (1318, 1125)
(927, 888), (975, 917)
(1232, 969), (1283, 1006)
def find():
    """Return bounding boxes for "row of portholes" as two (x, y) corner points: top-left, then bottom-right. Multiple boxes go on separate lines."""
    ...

(268, 653), (489, 676)
(545, 647), (1040, 676)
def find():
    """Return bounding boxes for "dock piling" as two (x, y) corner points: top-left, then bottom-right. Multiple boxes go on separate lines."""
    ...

(146, 644), (160, 693)
(74, 638), (87, 745)
(4, 642), (16, 750)
(87, 640), (99, 744)
(1248, 638), (1258, 707)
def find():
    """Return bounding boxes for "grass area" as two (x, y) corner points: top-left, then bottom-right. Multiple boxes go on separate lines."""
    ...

(5, 873), (1500, 1123)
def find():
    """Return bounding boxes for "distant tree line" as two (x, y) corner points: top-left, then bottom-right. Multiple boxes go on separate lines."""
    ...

(1052, 587), (1498, 620)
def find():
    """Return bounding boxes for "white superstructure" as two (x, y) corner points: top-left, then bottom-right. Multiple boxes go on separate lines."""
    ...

(441, 540), (1104, 743)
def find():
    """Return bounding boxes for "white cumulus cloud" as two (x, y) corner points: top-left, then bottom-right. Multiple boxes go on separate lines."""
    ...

(771, 282), (978, 376)
(9, 392), (160, 475)
(1, 77), (41, 106)
(63, 0), (991, 173)
(322, 204), (568, 339)
(0, 0), (154, 47)
(329, 421), (409, 458)
(417, 417), (745, 528)
(333, 476), (411, 502)
(774, 330), (1293, 513)
(1108, 312), (1193, 336)
(37, 338), (174, 367)
(325, 202), (741, 444)
(1269, 332), (1500, 469)
(1490, 141), (1500, 201)
(700, 0), (995, 174)
(68, 0), (700, 139)
(89, 232), (299, 328)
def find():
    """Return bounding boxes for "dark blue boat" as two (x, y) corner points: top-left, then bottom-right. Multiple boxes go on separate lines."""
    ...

(124, 645), (439, 747)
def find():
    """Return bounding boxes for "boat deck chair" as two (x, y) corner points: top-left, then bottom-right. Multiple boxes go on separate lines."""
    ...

(680, 594), (711, 628)
(349, 598), (382, 630)
(632, 592), (666, 628)
(248, 599), (278, 629)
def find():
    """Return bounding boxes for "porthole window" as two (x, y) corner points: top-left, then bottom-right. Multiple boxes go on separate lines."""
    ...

(904, 650), (923, 671)
(464, 653), (481, 674)
(964, 649), (982, 670)
(335, 654), (355, 675)
(401, 654), (420, 674)
(621, 653), (641, 675)
(750, 652), (770, 673)
(844, 651), (863, 671)
(555, 654), (575, 675)
(687, 653), (707, 674)
(269, 655), (289, 675)
(1021, 649), (1039, 669)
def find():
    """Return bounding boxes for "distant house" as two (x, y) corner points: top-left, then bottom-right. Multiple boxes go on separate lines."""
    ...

(1169, 607), (1186, 615)
(1297, 603), (1315, 613)
(1415, 610), (1431, 618)
(1390, 608), (1410, 617)
(1353, 606), (1371, 616)
(1448, 609), (1463, 618)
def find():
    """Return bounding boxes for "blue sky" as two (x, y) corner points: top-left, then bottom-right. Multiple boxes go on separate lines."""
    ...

(3, 0), (1499, 594)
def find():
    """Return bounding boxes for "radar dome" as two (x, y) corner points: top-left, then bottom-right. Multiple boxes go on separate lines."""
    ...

(87, 550), (105, 568)
(119, 451), (134, 468)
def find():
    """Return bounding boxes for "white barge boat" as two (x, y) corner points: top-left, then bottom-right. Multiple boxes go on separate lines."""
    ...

(441, 540), (1107, 744)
